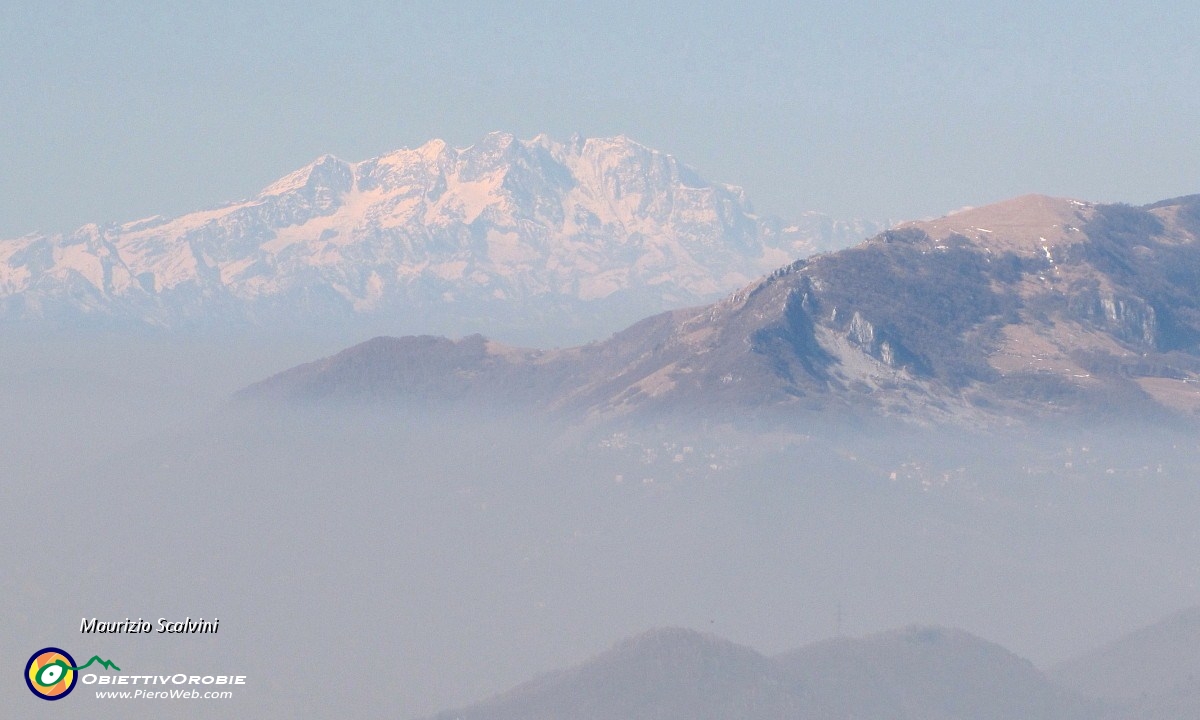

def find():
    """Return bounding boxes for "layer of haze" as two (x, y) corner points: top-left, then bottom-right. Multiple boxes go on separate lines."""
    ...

(4, 3), (1200, 716)
(4, 336), (1200, 718)
(2, 1), (1199, 237)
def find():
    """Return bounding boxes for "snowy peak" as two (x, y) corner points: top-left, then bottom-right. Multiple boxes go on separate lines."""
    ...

(0, 133), (883, 337)
(259, 154), (355, 198)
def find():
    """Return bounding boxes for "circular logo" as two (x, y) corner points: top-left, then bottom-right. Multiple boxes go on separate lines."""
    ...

(25, 648), (78, 701)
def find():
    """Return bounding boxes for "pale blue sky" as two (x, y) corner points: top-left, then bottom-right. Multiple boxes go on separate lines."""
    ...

(1, 1), (1197, 236)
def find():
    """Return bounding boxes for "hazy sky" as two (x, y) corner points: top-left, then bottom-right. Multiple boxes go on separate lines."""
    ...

(2, 1), (1197, 237)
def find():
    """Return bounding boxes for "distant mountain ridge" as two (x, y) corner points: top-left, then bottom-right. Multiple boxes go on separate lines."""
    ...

(0, 132), (880, 338)
(1050, 605), (1200, 711)
(241, 193), (1200, 424)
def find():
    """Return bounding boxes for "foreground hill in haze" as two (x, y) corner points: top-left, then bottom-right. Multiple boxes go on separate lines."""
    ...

(242, 193), (1200, 424)
(427, 626), (1094, 720)
(0, 132), (878, 340)
(778, 627), (1094, 720)
(431, 628), (806, 720)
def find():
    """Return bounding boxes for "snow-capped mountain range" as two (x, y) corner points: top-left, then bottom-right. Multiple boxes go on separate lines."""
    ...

(0, 132), (881, 337)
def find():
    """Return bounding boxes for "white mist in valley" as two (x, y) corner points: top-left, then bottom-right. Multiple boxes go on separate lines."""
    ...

(4, 333), (1198, 718)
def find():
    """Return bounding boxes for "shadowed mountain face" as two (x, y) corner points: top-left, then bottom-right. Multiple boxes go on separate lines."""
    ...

(426, 626), (1094, 720)
(241, 193), (1200, 424)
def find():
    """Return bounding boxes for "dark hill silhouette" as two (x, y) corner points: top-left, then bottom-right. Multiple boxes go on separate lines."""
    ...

(425, 625), (1097, 720)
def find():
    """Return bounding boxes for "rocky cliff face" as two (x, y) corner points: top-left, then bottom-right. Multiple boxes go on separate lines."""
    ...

(0, 132), (879, 337)
(240, 194), (1200, 424)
